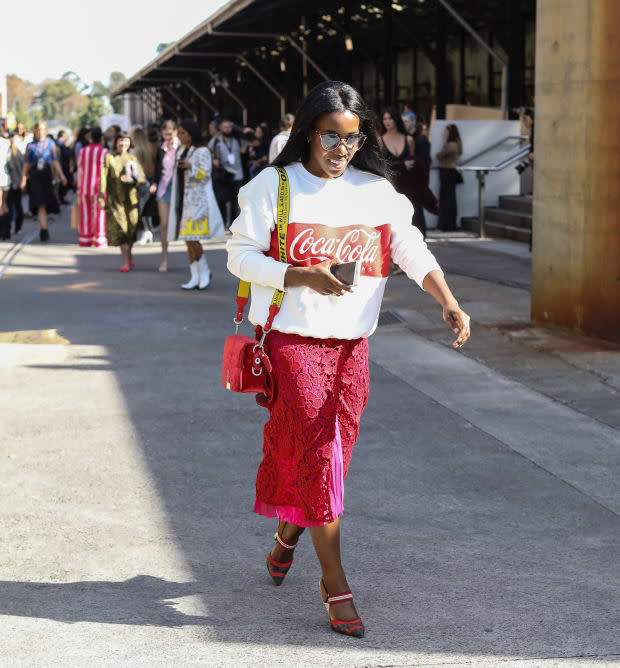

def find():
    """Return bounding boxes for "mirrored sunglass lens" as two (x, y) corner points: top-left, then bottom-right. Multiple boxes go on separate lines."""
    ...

(321, 133), (341, 150)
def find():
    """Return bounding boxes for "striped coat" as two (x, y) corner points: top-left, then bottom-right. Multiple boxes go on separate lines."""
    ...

(77, 144), (108, 247)
(77, 144), (107, 196)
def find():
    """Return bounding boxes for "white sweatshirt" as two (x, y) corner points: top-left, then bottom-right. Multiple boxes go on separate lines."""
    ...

(226, 162), (442, 339)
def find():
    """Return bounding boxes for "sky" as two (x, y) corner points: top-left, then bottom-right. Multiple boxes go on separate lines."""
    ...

(2, 0), (230, 86)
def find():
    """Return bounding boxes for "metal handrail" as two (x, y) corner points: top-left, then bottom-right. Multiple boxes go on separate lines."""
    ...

(453, 137), (532, 238)
(458, 135), (529, 167)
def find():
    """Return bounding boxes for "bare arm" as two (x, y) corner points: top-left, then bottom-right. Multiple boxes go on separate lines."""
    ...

(20, 162), (30, 190)
(52, 160), (67, 185)
(284, 260), (352, 297)
(422, 269), (471, 348)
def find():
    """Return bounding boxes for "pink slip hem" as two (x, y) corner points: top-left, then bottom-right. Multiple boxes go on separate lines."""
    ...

(254, 417), (345, 528)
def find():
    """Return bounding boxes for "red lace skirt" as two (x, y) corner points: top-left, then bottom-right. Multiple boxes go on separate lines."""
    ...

(253, 329), (370, 527)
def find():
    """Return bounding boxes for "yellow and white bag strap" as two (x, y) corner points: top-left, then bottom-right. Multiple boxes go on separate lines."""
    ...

(234, 166), (289, 336)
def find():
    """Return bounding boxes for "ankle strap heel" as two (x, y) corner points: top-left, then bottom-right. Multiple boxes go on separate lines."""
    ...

(320, 578), (365, 638)
(266, 530), (298, 586)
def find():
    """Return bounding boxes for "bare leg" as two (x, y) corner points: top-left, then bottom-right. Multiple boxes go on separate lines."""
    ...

(269, 520), (305, 564)
(309, 519), (359, 622)
(157, 200), (169, 271)
(120, 243), (131, 270)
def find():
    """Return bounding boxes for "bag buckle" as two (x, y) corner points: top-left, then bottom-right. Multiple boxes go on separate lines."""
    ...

(233, 316), (243, 335)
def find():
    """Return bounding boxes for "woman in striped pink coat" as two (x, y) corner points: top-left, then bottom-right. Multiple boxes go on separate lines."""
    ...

(77, 127), (107, 247)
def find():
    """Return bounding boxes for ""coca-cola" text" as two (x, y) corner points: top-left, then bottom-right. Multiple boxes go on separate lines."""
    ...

(268, 222), (390, 277)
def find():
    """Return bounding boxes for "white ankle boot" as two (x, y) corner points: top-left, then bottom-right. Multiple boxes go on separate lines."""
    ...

(197, 255), (211, 290)
(181, 262), (199, 290)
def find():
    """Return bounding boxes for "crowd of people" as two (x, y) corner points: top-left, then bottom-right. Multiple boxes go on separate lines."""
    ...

(0, 105), (463, 268)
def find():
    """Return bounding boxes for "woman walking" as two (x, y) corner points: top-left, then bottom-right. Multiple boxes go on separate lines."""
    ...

(77, 126), (107, 247)
(20, 121), (67, 242)
(152, 120), (179, 271)
(167, 119), (224, 290)
(436, 124), (463, 231)
(98, 133), (145, 272)
(381, 107), (438, 238)
(6, 133), (25, 236)
(226, 81), (471, 638)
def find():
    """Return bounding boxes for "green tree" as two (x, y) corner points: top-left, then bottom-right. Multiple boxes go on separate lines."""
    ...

(13, 100), (32, 127)
(78, 97), (106, 127)
(156, 43), (172, 54)
(6, 74), (37, 110)
(90, 80), (109, 98)
(62, 71), (87, 93)
(108, 72), (127, 113)
(37, 78), (82, 120)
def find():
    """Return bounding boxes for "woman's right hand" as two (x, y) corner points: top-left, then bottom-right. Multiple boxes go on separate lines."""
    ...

(149, 183), (157, 194)
(284, 259), (353, 296)
(20, 178), (27, 192)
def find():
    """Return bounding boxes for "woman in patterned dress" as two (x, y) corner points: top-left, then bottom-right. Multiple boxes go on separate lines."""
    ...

(98, 133), (145, 272)
(167, 119), (224, 290)
(227, 81), (471, 638)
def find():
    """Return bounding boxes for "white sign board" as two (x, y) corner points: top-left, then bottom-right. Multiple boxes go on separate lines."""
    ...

(426, 120), (522, 229)
(100, 113), (131, 132)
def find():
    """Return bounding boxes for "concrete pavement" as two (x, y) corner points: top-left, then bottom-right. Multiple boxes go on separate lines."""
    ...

(1, 205), (619, 667)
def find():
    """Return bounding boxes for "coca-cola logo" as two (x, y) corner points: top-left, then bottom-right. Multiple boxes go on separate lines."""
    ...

(268, 222), (391, 278)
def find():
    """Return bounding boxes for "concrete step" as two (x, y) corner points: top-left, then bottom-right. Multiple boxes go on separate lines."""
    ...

(483, 207), (532, 229)
(461, 217), (532, 243)
(499, 195), (533, 214)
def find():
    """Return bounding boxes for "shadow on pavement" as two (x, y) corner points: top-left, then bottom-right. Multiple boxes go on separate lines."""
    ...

(0, 576), (209, 627)
(1, 218), (619, 659)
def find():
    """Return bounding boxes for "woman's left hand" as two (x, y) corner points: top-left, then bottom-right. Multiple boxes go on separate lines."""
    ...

(178, 159), (190, 169)
(443, 303), (471, 348)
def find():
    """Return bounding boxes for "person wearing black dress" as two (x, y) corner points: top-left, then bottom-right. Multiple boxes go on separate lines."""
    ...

(381, 108), (438, 238)
(435, 124), (463, 232)
(20, 121), (67, 242)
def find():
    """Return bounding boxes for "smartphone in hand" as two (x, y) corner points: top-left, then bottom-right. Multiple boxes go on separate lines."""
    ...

(330, 260), (361, 287)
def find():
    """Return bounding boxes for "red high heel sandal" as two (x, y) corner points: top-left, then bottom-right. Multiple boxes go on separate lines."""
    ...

(266, 531), (298, 586)
(320, 578), (365, 638)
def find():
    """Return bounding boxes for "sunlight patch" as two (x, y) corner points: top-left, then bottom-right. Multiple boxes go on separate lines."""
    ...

(0, 329), (70, 345)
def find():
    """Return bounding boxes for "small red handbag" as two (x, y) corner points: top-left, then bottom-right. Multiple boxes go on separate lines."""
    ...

(221, 166), (289, 408)
(221, 293), (280, 408)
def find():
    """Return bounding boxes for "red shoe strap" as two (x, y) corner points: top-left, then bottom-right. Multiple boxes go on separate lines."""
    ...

(330, 617), (362, 625)
(267, 552), (293, 569)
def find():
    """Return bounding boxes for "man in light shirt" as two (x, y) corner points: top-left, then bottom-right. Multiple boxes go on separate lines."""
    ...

(268, 114), (295, 163)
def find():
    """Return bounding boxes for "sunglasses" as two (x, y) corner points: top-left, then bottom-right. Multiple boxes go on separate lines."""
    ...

(314, 130), (367, 152)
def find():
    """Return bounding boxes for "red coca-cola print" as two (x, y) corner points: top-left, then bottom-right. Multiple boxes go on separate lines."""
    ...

(268, 222), (391, 278)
